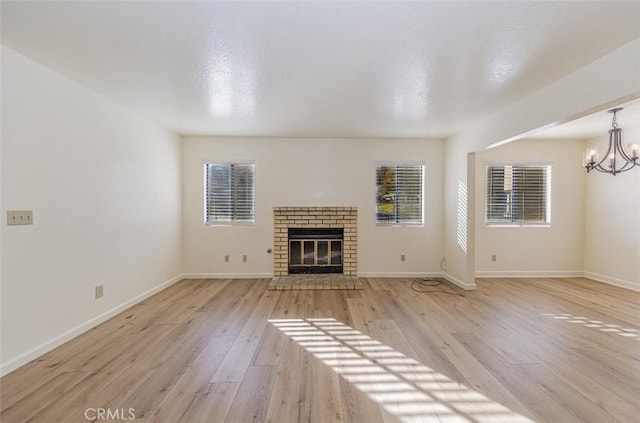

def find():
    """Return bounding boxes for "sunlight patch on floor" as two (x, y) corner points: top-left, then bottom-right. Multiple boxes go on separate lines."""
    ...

(542, 313), (639, 340)
(269, 318), (534, 423)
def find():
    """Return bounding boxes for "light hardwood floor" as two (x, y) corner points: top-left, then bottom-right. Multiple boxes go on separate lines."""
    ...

(1, 277), (639, 422)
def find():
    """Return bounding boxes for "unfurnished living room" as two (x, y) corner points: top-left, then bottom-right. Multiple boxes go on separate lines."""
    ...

(1, 1), (639, 422)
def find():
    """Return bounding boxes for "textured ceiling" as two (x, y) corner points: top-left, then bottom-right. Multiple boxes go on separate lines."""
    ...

(527, 98), (640, 140)
(2, 1), (639, 139)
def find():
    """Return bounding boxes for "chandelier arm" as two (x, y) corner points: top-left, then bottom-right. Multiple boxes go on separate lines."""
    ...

(592, 166), (611, 174)
(613, 129), (639, 174)
(616, 162), (631, 173)
(614, 129), (635, 163)
(606, 162), (637, 174)
(588, 129), (616, 171)
(620, 157), (639, 172)
(596, 157), (639, 174)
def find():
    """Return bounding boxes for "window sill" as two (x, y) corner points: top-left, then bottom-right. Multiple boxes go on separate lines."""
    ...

(205, 221), (255, 227)
(376, 223), (425, 228)
(485, 223), (550, 228)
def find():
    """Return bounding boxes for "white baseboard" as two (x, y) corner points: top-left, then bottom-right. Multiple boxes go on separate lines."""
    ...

(0, 274), (184, 377)
(443, 274), (477, 291)
(357, 272), (444, 279)
(475, 270), (584, 278)
(474, 270), (639, 292)
(583, 271), (640, 292)
(356, 272), (477, 291)
(181, 273), (274, 279)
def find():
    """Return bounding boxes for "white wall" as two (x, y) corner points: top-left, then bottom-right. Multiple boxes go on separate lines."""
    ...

(583, 126), (640, 290)
(0, 47), (183, 375)
(444, 38), (640, 287)
(474, 139), (585, 277)
(443, 142), (477, 289)
(182, 137), (444, 278)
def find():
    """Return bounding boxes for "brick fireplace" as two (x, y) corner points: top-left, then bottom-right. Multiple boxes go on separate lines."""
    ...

(273, 207), (357, 276)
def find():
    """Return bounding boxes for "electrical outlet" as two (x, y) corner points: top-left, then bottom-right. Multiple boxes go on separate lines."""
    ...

(224, 255), (230, 262)
(242, 255), (247, 263)
(401, 254), (406, 262)
(95, 284), (104, 299)
(7, 210), (33, 225)
(491, 254), (497, 262)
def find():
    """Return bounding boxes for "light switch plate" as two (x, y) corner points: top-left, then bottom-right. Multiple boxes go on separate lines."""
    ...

(95, 284), (104, 299)
(7, 210), (33, 225)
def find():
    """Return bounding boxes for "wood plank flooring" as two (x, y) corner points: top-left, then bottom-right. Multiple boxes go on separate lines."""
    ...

(1, 277), (638, 422)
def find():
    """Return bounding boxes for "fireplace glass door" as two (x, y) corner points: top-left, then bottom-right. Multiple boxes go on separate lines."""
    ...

(290, 239), (342, 267)
(288, 228), (343, 274)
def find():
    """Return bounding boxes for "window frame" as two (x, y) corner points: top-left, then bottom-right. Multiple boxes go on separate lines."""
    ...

(375, 161), (425, 226)
(484, 163), (551, 227)
(204, 160), (256, 226)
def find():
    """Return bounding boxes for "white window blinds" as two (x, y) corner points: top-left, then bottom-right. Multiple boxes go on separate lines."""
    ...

(205, 162), (255, 224)
(375, 163), (424, 225)
(485, 164), (551, 224)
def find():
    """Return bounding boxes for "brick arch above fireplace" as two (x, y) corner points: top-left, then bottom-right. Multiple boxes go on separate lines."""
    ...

(273, 207), (357, 277)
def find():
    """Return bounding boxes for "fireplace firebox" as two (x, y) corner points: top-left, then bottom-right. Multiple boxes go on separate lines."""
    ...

(288, 228), (343, 274)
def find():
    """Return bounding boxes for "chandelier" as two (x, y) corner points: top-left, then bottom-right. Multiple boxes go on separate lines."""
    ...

(584, 108), (639, 175)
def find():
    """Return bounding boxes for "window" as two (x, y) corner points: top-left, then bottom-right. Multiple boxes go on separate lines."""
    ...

(205, 162), (255, 224)
(375, 163), (424, 225)
(485, 164), (551, 225)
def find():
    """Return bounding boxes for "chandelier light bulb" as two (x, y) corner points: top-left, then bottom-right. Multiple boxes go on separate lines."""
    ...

(584, 148), (598, 165)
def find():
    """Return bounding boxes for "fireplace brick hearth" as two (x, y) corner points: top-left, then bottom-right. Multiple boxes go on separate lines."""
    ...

(273, 207), (357, 276)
